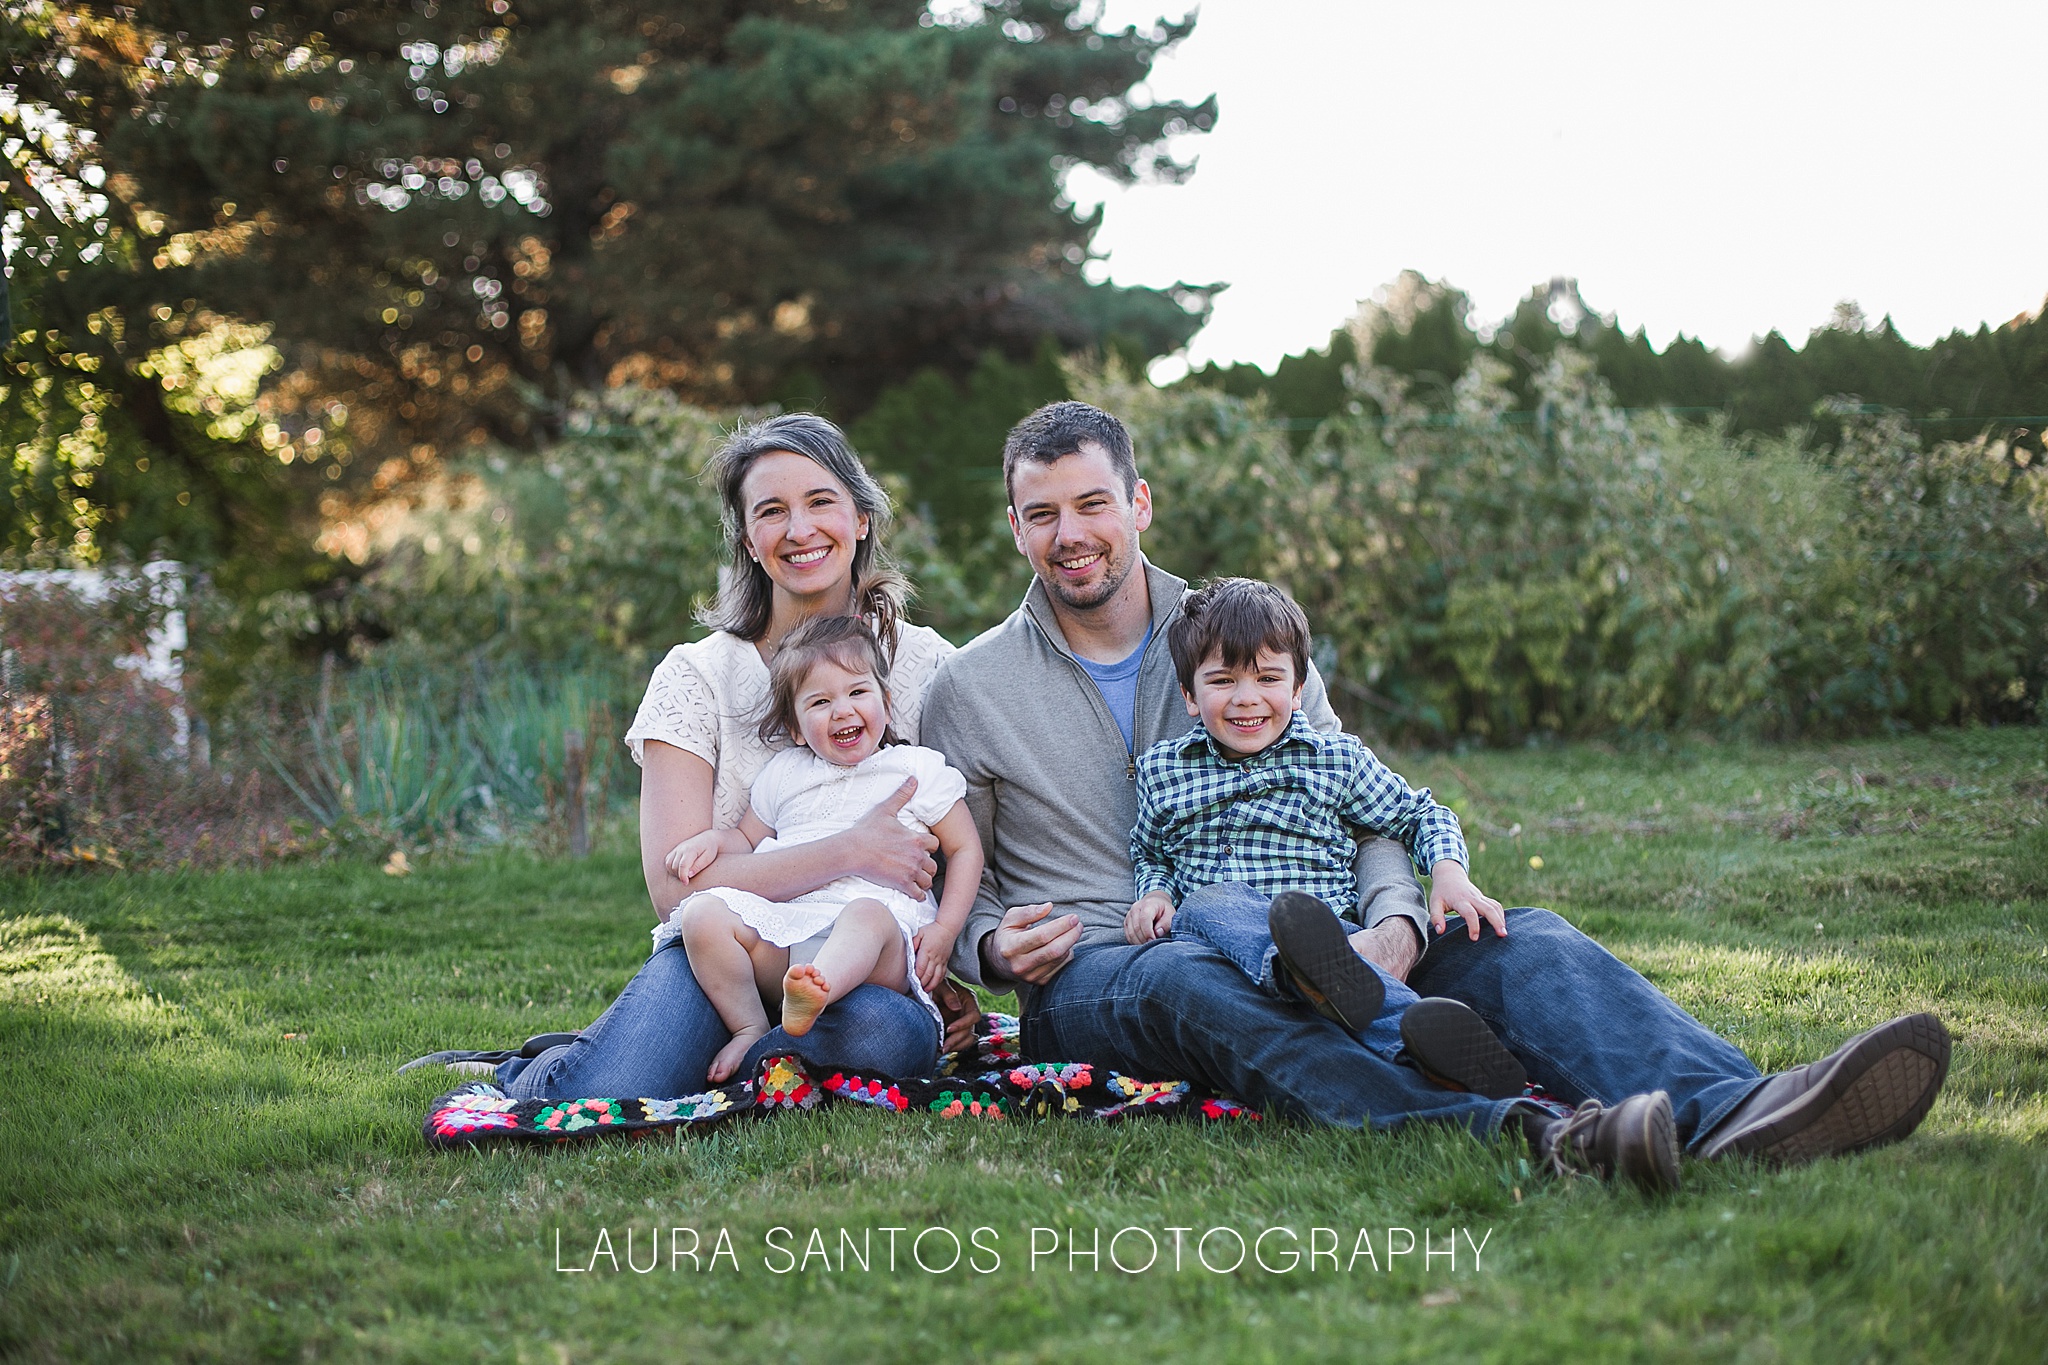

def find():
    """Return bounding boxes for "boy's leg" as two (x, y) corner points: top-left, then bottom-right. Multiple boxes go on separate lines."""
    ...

(678, 896), (778, 1082)
(1168, 881), (1284, 986)
(1172, 882), (1418, 1054)
(784, 899), (905, 1037)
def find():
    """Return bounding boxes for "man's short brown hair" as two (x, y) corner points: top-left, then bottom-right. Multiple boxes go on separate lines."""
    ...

(1001, 400), (1138, 508)
(1167, 577), (1312, 695)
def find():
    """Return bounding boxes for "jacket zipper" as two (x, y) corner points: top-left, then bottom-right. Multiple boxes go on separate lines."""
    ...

(1030, 609), (1152, 783)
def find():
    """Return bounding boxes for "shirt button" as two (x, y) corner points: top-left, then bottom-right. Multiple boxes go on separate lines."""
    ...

(1222, 845), (1233, 857)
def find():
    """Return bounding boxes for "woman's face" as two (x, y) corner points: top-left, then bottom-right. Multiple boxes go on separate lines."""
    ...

(738, 450), (870, 606)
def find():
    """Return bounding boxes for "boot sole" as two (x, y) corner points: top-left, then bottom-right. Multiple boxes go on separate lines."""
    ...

(1400, 997), (1528, 1099)
(1620, 1090), (1682, 1193)
(1268, 892), (1384, 1032)
(1708, 1012), (1951, 1164)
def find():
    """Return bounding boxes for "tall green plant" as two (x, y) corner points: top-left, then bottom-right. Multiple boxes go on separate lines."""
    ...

(265, 659), (628, 844)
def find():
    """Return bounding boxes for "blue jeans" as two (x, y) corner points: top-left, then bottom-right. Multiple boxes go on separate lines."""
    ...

(496, 941), (939, 1099)
(1024, 906), (1765, 1147)
(1169, 882), (1417, 1061)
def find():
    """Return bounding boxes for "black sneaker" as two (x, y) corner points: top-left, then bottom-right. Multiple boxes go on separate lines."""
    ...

(1698, 1012), (1951, 1164)
(1401, 997), (1528, 1099)
(1267, 891), (1384, 1031)
(1536, 1091), (1681, 1193)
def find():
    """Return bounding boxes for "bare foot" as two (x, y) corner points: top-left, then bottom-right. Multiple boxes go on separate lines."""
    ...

(706, 1024), (769, 1084)
(781, 963), (834, 1037)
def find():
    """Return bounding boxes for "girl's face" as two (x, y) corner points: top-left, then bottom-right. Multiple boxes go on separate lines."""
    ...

(792, 655), (890, 766)
(738, 450), (869, 607)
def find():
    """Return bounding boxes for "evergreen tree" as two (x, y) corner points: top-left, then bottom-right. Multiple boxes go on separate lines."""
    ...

(6, 0), (1215, 539)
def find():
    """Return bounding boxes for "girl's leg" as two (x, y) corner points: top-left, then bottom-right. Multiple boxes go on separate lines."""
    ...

(782, 899), (907, 1037)
(679, 896), (786, 1082)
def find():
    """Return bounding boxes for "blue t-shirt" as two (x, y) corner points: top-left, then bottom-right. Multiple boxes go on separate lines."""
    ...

(1074, 626), (1153, 754)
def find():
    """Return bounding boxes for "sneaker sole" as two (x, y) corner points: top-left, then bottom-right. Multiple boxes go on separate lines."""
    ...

(1268, 892), (1384, 1032)
(1401, 997), (1528, 1099)
(1715, 1013), (1951, 1165)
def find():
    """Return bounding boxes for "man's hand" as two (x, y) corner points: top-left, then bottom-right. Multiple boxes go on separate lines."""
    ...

(1123, 891), (1176, 944)
(911, 926), (957, 994)
(985, 902), (1082, 984)
(663, 830), (724, 883)
(1429, 860), (1507, 941)
(846, 778), (940, 897)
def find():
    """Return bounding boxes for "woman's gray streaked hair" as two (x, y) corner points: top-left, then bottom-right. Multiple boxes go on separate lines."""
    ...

(697, 412), (908, 650)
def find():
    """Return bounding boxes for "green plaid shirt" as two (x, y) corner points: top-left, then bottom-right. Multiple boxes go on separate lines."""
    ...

(1129, 712), (1467, 907)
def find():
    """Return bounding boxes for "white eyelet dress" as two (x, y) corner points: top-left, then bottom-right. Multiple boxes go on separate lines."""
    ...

(668, 744), (967, 1025)
(622, 623), (956, 1021)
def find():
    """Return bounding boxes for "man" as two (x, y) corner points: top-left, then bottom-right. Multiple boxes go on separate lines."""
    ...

(923, 400), (1950, 1174)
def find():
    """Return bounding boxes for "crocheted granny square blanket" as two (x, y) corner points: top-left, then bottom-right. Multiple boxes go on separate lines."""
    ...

(422, 1013), (1264, 1149)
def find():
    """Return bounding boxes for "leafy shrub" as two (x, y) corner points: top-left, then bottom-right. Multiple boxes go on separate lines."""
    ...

(0, 572), (283, 868)
(332, 363), (2048, 764)
(1081, 353), (2048, 742)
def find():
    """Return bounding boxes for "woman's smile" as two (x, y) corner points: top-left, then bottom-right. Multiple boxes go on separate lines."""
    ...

(739, 449), (869, 605)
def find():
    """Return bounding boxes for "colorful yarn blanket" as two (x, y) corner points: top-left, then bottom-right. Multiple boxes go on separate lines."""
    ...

(423, 1013), (1262, 1149)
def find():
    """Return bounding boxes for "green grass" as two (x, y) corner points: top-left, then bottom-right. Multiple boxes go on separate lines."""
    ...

(3, 728), (2045, 1362)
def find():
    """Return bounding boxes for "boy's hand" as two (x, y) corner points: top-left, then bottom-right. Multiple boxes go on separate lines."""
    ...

(1429, 860), (1507, 940)
(913, 926), (959, 994)
(1123, 891), (1177, 945)
(664, 831), (723, 883)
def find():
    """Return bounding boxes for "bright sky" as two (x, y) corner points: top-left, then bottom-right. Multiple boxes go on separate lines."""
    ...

(1069, 0), (2048, 380)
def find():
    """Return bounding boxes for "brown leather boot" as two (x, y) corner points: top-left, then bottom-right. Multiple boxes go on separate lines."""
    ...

(1535, 1091), (1681, 1193)
(1698, 1012), (1950, 1164)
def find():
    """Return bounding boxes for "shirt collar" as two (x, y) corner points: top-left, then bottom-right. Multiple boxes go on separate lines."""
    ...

(1022, 557), (1187, 664)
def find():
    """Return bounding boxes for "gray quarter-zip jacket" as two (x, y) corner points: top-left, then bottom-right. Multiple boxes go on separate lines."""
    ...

(923, 559), (1428, 1009)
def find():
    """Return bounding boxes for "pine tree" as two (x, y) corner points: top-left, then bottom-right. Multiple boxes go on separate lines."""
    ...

(36, 0), (1213, 482)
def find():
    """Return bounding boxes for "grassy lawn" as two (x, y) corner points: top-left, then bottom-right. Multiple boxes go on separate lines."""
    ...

(3, 728), (2045, 1362)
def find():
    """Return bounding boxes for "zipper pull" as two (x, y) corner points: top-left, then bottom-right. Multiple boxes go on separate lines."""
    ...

(1126, 752), (1136, 782)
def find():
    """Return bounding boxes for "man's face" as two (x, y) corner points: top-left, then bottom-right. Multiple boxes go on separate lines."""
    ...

(1183, 646), (1304, 760)
(1007, 441), (1152, 613)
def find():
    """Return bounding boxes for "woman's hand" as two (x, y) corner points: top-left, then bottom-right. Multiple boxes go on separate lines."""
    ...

(1429, 860), (1507, 940)
(932, 977), (982, 1057)
(843, 778), (940, 897)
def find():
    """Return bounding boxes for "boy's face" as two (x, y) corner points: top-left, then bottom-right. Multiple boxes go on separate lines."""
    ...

(1183, 646), (1304, 760)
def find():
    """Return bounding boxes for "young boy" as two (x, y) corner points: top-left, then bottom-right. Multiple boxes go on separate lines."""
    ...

(1125, 576), (1527, 1101)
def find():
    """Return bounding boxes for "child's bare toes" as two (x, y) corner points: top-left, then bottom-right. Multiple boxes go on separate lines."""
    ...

(781, 963), (833, 1037)
(706, 1025), (768, 1083)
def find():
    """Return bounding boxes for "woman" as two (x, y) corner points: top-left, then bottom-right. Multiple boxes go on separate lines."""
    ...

(494, 414), (958, 1098)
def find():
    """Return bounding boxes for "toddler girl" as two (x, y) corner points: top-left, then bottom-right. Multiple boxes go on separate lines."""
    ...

(659, 615), (983, 1083)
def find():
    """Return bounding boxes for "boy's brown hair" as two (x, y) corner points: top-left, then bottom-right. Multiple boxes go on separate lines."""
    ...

(1167, 577), (1312, 696)
(757, 614), (899, 747)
